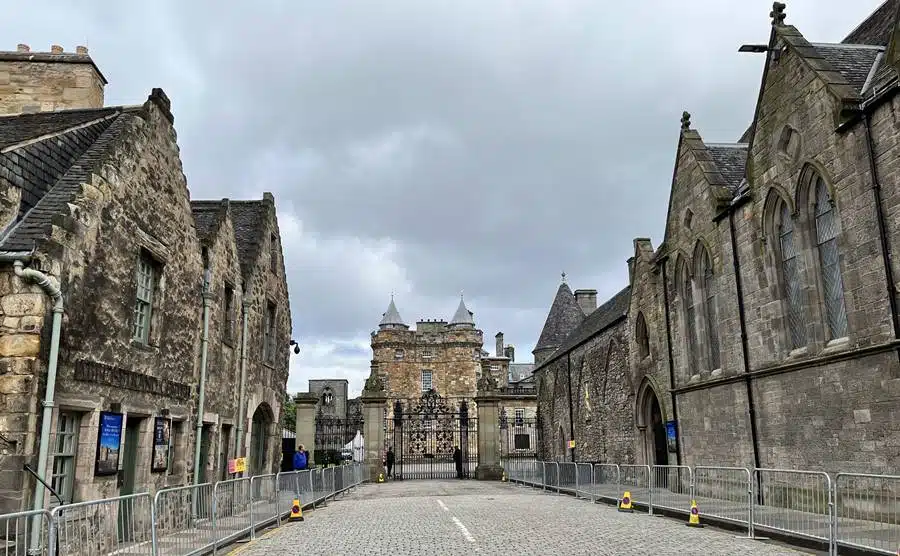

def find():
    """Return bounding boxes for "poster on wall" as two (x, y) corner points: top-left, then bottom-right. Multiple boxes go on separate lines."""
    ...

(151, 417), (171, 472)
(665, 420), (678, 453)
(95, 411), (123, 476)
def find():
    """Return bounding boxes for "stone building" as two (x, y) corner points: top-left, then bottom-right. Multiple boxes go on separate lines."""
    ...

(308, 378), (350, 419)
(370, 295), (483, 406)
(534, 0), (900, 474)
(0, 44), (292, 514)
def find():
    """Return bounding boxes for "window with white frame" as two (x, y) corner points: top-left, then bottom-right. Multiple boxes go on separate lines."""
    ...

(421, 370), (433, 393)
(133, 252), (158, 343)
(51, 412), (80, 504)
(514, 408), (525, 427)
(420, 348), (433, 359)
(490, 364), (500, 373)
(394, 349), (405, 360)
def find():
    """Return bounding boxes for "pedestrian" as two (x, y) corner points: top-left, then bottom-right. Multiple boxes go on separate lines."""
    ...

(453, 446), (463, 479)
(293, 444), (308, 471)
(302, 444), (311, 468)
(386, 447), (395, 478)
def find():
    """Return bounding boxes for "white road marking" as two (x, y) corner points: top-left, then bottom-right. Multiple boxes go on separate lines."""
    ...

(436, 500), (449, 512)
(452, 516), (476, 544)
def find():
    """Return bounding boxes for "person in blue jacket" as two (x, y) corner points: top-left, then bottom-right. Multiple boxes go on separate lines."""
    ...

(293, 445), (308, 470)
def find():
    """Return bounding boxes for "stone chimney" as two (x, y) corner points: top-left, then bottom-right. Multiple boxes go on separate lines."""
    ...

(495, 332), (504, 357)
(0, 43), (107, 115)
(504, 345), (515, 363)
(574, 289), (597, 315)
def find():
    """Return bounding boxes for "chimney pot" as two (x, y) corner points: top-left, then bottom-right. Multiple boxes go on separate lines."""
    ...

(16, 44), (29, 52)
(50, 45), (63, 54)
(75, 45), (88, 55)
(574, 289), (598, 315)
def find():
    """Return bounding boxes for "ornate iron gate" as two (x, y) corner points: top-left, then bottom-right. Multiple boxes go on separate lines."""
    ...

(384, 390), (478, 480)
(500, 408), (540, 474)
(314, 406), (364, 466)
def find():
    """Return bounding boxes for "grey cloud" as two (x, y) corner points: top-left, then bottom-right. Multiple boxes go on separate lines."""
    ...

(4, 0), (886, 394)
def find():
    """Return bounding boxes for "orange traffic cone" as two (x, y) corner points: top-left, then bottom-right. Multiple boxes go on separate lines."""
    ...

(289, 499), (304, 522)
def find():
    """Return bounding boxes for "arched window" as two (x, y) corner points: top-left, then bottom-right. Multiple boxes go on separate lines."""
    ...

(697, 248), (720, 370)
(775, 197), (806, 348)
(678, 259), (698, 374)
(811, 173), (848, 339)
(635, 312), (650, 360)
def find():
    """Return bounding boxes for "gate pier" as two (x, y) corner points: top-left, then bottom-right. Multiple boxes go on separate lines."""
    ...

(475, 380), (504, 480)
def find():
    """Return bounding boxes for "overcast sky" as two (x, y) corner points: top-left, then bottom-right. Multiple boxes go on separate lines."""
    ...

(4, 0), (885, 397)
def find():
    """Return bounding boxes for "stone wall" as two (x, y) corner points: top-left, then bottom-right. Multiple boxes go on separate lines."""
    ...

(0, 46), (105, 115)
(371, 326), (481, 404)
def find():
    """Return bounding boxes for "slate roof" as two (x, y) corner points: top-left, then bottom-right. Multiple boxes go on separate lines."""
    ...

(228, 200), (268, 280)
(533, 282), (585, 353)
(813, 43), (884, 93)
(706, 144), (748, 193)
(509, 363), (535, 382)
(449, 296), (475, 326)
(0, 107), (130, 251)
(190, 200), (226, 245)
(843, 0), (898, 46)
(379, 297), (407, 328)
(549, 286), (631, 360)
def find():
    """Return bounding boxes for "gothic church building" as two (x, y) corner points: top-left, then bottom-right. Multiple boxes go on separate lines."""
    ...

(534, 1), (900, 474)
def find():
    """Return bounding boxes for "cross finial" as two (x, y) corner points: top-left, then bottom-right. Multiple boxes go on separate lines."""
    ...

(390, 290), (394, 300)
(770, 2), (786, 25)
(680, 111), (691, 131)
(460, 289), (464, 299)
(561, 272), (567, 284)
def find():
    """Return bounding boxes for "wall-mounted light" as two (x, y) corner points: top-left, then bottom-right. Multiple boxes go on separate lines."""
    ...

(739, 43), (781, 61)
(289, 339), (300, 355)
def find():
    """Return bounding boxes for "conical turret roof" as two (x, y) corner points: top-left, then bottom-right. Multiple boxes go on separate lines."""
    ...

(534, 276), (585, 353)
(379, 297), (408, 329)
(449, 294), (475, 327)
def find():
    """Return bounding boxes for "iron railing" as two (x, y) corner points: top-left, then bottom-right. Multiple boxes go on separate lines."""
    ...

(506, 461), (900, 556)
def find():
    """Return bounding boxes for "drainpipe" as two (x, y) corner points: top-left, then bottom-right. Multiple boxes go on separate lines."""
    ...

(192, 268), (212, 485)
(234, 301), (250, 471)
(8, 261), (63, 552)
(727, 203), (763, 496)
(861, 113), (900, 360)
(658, 259), (682, 466)
(565, 352), (575, 463)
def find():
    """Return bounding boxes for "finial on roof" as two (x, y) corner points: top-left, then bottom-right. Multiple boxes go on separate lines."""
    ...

(379, 296), (408, 329)
(681, 111), (691, 131)
(449, 295), (475, 327)
(561, 272), (567, 284)
(770, 2), (786, 25)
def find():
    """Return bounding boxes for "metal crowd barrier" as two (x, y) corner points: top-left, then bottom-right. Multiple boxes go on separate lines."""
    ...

(506, 461), (900, 555)
(1, 462), (367, 556)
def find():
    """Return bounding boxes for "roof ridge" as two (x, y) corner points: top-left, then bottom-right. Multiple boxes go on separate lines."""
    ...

(1, 112), (119, 154)
(812, 42), (886, 50)
(705, 142), (748, 148)
(0, 113), (128, 250)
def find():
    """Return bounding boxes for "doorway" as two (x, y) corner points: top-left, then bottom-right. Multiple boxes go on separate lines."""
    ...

(118, 416), (143, 543)
(249, 404), (273, 476)
(637, 382), (669, 467)
(198, 425), (212, 484)
(648, 395), (668, 467)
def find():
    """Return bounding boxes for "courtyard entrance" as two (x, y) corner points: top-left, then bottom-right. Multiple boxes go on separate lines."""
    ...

(384, 390), (477, 480)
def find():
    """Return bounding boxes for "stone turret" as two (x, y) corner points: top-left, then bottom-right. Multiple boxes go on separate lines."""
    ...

(533, 273), (585, 366)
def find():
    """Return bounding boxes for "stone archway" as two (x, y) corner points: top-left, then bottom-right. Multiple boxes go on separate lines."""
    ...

(635, 380), (668, 467)
(249, 403), (275, 476)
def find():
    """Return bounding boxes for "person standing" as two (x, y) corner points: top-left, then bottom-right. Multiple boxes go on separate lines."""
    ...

(386, 447), (395, 478)
(293, 445), (308, 471)
(453, 446), (463, 479)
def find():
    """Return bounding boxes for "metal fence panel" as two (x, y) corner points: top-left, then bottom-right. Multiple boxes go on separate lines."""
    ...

(592, 464), (620, 502)
(249, 474), (278, 539)
(834, 473), (900, 555)
(0, 509), (51, 556)
(212, 478), (252, 547)
(693, 466), (753, 535)
(53, 493), (153, 556)
(753, 468), (832, 546)
(558, 463), (576, 494)
(574, 463), (593, 501)
(619, 465), (651, 509)
(650, 465), (693, 515)
(152, 483), (214, 556)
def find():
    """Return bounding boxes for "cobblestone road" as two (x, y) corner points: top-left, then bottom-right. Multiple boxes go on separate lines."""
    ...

(236, 480), (815, 555)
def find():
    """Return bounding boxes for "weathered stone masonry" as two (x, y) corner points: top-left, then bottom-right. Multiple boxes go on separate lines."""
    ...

(0, 44), (292, 512)
(534, 1), (900, 474)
